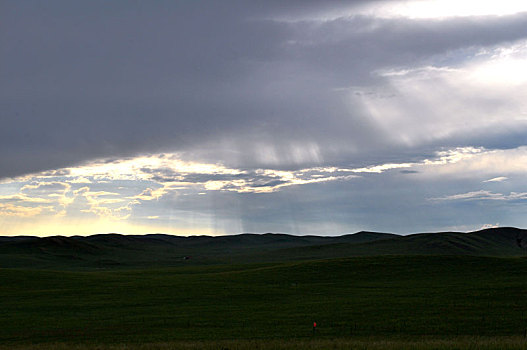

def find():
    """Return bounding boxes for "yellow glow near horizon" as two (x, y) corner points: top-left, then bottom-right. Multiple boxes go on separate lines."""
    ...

(0, 216), (218, 237)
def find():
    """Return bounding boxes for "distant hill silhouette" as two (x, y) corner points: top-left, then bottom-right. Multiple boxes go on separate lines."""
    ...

(0, 227), (525, 269)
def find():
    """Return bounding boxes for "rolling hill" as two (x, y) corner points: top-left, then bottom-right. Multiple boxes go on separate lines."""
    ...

(0, 227), (525, 269)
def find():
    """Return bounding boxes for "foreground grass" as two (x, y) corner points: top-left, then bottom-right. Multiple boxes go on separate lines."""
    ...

(2, 256), (527, 345)
(2, 337), (527, 350)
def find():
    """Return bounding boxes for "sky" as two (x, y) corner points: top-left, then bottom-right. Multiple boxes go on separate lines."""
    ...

(1, 0), (527, 237)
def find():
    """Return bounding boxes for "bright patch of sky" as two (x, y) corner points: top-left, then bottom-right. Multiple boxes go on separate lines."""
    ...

(377, 0), (527, 19)
(276, 0), (527, 22)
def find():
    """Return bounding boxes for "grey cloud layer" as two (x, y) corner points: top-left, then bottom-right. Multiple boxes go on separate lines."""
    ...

(3, 1), (527, 178)
(2, 1), (527, 235)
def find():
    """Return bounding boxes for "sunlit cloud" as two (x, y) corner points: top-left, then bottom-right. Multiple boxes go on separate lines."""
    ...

(275, 0), (527, 22)
(483, 177), (508, 183)
(0, 194), (52, 204)
(416, 146), (527, 178)
(430, 190), (527, 202)
(20, 182), (71, 196)
(355, 40), (527, 147)
(132, 187), (168, 201)
(350, 163), (413, 173)
(375, 0), (527, 19)
(0, 203), (46, 217)
(69, 177), (91, 184)
(70, 186), (134, 221)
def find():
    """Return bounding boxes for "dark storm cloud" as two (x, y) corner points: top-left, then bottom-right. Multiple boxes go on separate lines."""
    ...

(2, 0), (527, 178)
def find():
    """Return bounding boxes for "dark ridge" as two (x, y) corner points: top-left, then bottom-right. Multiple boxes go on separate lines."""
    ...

(0, 236), (37, 242)
(257, 227), (527, 261)
(1, 235), (100, 253)
(0, 227), (525, 269)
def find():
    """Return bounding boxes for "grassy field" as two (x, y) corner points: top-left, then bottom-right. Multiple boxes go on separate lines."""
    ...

(2, 337), (527, 350)
(2, 255), (527, 348)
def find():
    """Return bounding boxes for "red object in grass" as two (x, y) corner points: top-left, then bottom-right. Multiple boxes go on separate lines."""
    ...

(313, 322), (317, 328)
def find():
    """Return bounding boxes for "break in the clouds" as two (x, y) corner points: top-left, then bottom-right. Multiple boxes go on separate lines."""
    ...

(1, 0), (527, 236)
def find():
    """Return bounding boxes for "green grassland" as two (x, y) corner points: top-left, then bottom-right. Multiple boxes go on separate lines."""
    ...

(2, 255), (527, 349)
(2, 337), (527, 350)
(2, 228), (527, 348)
